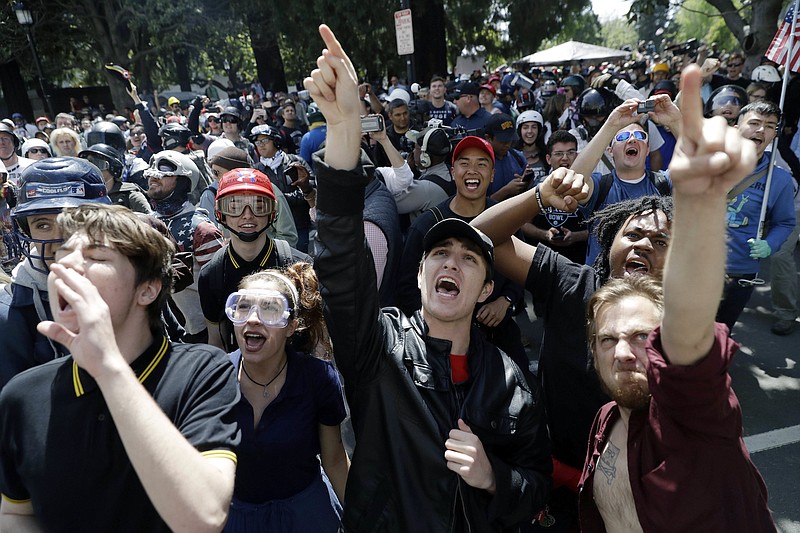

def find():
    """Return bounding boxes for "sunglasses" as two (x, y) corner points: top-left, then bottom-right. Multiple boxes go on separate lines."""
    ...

(207, 117), (220, 123)
(220, 116), (238, 124)
(728, 62), (743, 68)
(614, 130), (648, 143)
(225, 289), (292, 328)
(712, 95), (741, 106)
(28, 148), (49, 155)
(217, 194), (275, 217)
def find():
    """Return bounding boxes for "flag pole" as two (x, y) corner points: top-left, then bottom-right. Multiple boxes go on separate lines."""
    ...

(757, 0), (799, 242)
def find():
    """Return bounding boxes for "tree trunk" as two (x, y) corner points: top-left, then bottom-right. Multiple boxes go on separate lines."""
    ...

(411, 0), (448, 84)
(247, 18), (287, 93)
(174, 49), (192, 92)
(0, 61), (34, 119)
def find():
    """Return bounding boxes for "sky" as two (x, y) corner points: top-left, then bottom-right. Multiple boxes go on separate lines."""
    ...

(592, 0), (634, 21)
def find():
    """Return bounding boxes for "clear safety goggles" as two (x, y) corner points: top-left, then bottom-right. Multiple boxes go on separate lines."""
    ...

(217, 194), (275, 217)
(224, 289), (292, 327)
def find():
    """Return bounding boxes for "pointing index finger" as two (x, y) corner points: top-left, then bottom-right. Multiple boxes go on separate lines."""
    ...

(679, 65), (704, 148)
(319, 24), (346, 61)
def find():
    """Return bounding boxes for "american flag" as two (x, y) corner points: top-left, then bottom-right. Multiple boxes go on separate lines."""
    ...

(765, 5), (800, 72)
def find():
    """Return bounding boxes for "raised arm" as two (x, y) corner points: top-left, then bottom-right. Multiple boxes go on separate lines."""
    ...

(471, 167), (589, 286)
(662, 65), (756, 364)
(571, 99), (641, 180)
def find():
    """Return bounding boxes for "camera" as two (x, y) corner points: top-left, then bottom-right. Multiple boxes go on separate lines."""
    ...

(361, 114), (384, 133)
(637, 100), (655, 114)
(665, 38), (699, 57)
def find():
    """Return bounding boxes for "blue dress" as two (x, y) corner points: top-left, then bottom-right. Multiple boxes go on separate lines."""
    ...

(225, 348), (347, 533)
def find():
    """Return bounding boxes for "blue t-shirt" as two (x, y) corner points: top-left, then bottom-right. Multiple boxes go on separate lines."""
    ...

(230, 348), (346, 503)
(725, 153), (796, 274)
(451, 107), (492, 134)
(487, 148), (527, 197)
(580, 170), (673, 267)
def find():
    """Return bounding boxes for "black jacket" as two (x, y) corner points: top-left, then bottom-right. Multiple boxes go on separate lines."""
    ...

(314, 159), (551, 532)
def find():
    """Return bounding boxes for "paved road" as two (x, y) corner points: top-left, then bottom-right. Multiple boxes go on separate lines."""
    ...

(517, 250), (800, 532)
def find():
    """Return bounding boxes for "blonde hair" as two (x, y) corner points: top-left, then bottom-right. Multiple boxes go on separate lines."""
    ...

(50, 128), (82, 156)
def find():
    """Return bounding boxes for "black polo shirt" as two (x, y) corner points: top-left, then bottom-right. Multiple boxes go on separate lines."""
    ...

(0, 334), (240, 532)
(198, 239), (310, 351)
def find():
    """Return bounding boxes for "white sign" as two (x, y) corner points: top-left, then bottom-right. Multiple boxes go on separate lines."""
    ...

(394, 9), (414, 56)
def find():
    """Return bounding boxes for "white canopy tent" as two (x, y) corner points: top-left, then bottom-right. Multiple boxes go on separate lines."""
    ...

(517, 41), (631, 66)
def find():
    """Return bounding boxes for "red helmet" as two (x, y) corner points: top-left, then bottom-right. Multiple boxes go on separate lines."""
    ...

(214, 168), (276, 223)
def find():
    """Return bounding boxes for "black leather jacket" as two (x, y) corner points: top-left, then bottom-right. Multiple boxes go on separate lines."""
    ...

(314, 160), (552, 532)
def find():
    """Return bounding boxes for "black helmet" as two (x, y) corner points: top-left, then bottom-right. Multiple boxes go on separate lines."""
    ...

(0, 122), (21, 150)
(560, 74), (586, 95)
(158, 122), (192, 150)
(577, 88), (616, 118)
(704, 85), (748, 123)
(515, 91), (536, 112)
(79, 143), (125, 180)
(86, 122), (126, 153)
(220, 106), (241, 123)
(248, 124), (282, 149)
(110, 115), (129, 129)
(652, 80), (678, 101)
(12, 157), (111, 272)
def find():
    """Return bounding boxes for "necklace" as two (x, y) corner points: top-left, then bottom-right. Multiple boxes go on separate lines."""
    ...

(241, 356), (287, 399)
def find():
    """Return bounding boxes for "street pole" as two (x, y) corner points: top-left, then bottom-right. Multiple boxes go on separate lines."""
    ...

(13, 2), (54, 118)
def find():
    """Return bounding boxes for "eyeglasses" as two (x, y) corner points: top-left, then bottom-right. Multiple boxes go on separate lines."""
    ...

(84, 155), (110, 171)
(254, 138), (273, 147)
(217, 194), (275, 217)
(728, 62), (743, 68)
(551, 150), (577, 158)
(220, 116), (238, 124)
(225, 289), (292, 327)
(614, 130), (648, 143)
(27, 148), (49, 155)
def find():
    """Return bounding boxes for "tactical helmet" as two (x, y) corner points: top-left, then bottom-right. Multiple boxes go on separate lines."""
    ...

(79, 143), (125, 180)
(540, 80), (558, 99)
(147, 151), (199, 190)
(515, 91), (536, 112)
(560, 75), (586, 96)
(249, 124), (283, 149)
(86, 122), (126, 153)
(12, 157), (111, 271)
(577, 88), (616, 118)
(158, 122), (192, 151)
(306, 103), (325, 124)
(0, 122), (21, 150)
(704, 85), (748, 122)
(751, 65), (781, 83)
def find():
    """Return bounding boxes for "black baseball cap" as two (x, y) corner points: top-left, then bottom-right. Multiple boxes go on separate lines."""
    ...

(423, 218), (494, 277)
(485, 113), (519, 143)
(452, 82), (480, 98)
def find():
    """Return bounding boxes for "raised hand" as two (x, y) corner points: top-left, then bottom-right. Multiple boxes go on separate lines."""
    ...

(538, 167), (590, 212)
(668, 65), (756, 198)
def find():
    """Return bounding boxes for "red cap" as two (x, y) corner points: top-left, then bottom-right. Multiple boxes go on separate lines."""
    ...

(452, 136), (495, 165)
(488, 75), (501, 84)
(480, 84), (497, 96)
(216, 168), (276, 201)
(35, 116), (49, 123)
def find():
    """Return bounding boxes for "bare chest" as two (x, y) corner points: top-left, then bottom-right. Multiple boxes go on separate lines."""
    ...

(592, 418), (643, 533)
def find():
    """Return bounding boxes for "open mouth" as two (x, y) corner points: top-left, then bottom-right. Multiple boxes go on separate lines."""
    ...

(464, 179), (481, 191)
(242, 332), (266, 352)
(749, 136), (764, 146)
(435, 276), (460, 297)
(625, 146), (640, 157)
(624, 257), (650, 276)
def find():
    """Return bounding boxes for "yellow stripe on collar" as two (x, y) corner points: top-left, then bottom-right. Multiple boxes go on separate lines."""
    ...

(73, 336), (169, 397)
(259, 239), (274, 268)
(72, 360), (84, 397)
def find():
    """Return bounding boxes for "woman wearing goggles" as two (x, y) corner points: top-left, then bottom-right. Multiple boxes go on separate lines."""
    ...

(224, 265), (348, 533)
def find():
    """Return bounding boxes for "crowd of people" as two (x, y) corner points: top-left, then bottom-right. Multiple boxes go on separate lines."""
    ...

(0, 24), (792, 532)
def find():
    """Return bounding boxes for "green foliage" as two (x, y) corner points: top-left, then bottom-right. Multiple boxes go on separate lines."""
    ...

(538, 7), (603, 49)
(674, 0), (739, 50)
(600, 17), (639, 50)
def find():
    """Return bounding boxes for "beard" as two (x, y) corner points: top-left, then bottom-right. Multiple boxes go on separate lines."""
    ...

(600, 373), (651, 411)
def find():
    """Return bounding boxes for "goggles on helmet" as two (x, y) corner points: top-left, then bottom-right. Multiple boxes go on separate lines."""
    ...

(217, 194), (275, 217)
(712, 95), (741, 107)
(614, 130), (648, 143)
(225, 289), (292, 327)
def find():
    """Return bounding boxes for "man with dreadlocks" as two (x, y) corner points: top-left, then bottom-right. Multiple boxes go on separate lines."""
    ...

(473, 181), (674, 527)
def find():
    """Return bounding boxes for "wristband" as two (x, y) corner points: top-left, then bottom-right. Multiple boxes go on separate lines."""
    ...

(534, 185), (546, 213)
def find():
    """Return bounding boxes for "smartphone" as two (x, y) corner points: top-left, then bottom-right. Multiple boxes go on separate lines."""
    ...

(637, 100), (655, 114)
(521, 164), (535, 183)
(361, 114), (385, 133)
(551, 228), (565, 241)
(285, 165), (299, 184)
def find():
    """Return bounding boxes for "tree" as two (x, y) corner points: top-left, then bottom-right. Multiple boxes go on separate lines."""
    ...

(629, 0), (785, 66)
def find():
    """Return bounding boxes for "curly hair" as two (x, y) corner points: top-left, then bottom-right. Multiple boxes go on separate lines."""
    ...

(240, 262), (332, 359)
(589, 195), (674, 281)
